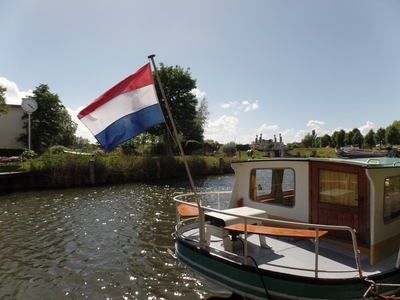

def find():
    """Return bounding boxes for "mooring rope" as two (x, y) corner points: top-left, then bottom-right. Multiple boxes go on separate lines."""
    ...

(363, 278), (400, 299)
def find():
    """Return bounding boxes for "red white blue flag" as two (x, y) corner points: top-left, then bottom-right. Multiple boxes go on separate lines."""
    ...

(78, 63), (164, 152)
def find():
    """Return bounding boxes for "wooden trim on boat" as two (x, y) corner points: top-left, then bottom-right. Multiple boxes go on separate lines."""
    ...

(224, 223), (328, 239)
(370, 233), (400, 265)
(177, 202), (199, 217)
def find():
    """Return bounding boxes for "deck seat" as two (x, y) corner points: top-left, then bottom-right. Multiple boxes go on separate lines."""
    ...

(177, 202), (199, 217)
(224, 223), (328, 239)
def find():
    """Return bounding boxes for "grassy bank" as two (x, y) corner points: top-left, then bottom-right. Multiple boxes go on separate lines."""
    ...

(288, 147), (337, 158)
(0, 147), (343, 189)
(0, 152), (235, 188)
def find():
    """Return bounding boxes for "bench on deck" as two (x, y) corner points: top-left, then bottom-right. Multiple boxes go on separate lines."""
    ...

(177, 202), (199, 218)
(224, 223), (328, 239)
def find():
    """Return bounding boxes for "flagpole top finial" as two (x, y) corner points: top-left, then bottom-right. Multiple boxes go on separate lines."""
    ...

(148, 54), (156, 59)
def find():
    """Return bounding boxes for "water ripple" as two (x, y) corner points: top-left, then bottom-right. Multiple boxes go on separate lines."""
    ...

(0, 175), (234, 299)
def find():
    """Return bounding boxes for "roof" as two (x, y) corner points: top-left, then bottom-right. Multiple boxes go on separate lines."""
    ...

(231, 157), (400, 169)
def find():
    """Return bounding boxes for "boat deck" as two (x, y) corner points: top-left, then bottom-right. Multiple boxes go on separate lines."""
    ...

(179, 224), (398, 279)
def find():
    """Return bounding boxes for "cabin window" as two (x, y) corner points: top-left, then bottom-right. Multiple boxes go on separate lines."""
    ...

(384, 176), (400, 223)
(250, 168), (295, 206)
(318, 169), (358, 207)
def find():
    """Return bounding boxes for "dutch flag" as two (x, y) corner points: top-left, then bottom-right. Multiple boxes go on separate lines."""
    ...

(78, 64), (164, 152)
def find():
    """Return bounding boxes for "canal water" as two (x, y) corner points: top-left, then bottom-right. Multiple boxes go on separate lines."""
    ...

(0, 174), (235, 300)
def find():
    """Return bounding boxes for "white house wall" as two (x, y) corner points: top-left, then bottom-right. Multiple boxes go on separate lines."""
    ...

(0, 105), (25, 149)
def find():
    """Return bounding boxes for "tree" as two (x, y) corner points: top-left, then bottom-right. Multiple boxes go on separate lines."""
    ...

(392, 120), (400, 133)
(331, 131), (338, 147)
(386, 124), (400, 146)
(0, 86), (10, 116)
(120, 139), (137, 155)
(204, 139), (221, 150)
(351, 128), (363, 147)
(185, 97), (210, 154)
(151, 63), (204, 156)
(57, 106), (78, 146)
(364, 129), (376, 149)
(375, 127), (386, 148)
(332, 129), (345, 147)
(320, 134), (331, 147)
(385, 121), (400, 146)
(17, 84), (77, 153)
(194, 97), (209, 142)
(301, 131), (317, 148)
(74, 136), (92, 151)
(344, 130), (354, 146)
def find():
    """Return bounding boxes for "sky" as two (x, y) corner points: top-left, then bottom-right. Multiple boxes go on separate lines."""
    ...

(1, 0), (399, 146)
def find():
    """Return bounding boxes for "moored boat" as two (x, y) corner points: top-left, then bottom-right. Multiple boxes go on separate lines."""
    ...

(173, 157), (400, 299)
(335, 147), (387, 159)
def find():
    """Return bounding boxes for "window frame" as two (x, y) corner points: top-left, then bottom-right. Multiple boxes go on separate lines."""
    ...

(383, 175), (400, 224)
(317, 169), (359, 207)
(249, 167), (295, 207)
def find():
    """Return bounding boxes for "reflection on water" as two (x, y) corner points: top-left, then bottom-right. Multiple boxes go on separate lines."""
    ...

(0, 175), (234, 299)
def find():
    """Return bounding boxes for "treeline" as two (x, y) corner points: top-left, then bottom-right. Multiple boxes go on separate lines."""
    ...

(299, 120), (400, 149)
(1, 63), (209, 157)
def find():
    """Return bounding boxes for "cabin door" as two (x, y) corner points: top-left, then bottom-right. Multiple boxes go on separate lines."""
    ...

(310, 161), (369, 245)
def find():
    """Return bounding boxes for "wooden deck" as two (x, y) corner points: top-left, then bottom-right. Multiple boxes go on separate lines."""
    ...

(176, 223), (387, 279)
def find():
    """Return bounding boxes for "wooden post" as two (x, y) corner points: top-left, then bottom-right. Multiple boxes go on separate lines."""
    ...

(89, 159), (95, 184)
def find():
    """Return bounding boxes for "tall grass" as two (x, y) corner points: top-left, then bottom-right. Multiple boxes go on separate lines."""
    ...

(24, 152), (234, 188)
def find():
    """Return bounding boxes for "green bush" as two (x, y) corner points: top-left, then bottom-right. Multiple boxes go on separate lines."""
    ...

(220, 142), (237, 157)
(49, 146), (67, 153)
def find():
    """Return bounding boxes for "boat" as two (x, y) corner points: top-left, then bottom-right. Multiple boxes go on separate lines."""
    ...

(172, 157), (400, 299)
(335, 147), (387, 159)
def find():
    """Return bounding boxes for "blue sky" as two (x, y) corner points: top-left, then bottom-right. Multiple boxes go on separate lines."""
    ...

(1, 1), (399, 145)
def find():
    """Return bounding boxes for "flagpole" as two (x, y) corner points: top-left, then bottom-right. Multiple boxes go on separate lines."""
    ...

(147, 54), (198, 197)
(148, 54), (206, 248)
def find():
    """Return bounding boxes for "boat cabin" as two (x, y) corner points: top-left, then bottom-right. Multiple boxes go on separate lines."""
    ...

(229, 157), (400, 265)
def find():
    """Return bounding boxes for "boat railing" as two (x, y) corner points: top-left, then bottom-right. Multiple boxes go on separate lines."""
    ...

(173, 191), (363, 279)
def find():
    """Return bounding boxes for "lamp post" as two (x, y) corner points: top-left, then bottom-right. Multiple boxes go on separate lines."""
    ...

(21, 98), (38, 151)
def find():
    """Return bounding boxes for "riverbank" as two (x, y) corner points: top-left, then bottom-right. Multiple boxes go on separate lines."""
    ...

(0, 147), (340, 193)
(0, 153), (235, 193)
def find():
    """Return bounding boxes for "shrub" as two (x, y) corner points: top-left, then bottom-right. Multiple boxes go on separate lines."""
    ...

(220, 142), (237, 157)
(22, 149), (37, 159)
(49, 146), (67, 153)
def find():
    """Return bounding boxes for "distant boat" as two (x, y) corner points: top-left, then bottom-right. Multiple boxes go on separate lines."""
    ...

(172, 157), (400, 299)
(335, 146), (387, 158)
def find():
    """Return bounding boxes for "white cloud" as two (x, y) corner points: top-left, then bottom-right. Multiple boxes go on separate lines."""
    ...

(0, 77), (33, 105)
(204, 115), (239, 143)
(191, 88), (206, 99)
(257, 124), (279, 132)
(220, 101), (237, 109)
(306, 120), (325, 129)
(242, 100), (259, 112)
(220, 100), (258, 115)
(358, 121), (374, 135)
(292, 129), (308, 143)
(305, 120), (329, 137)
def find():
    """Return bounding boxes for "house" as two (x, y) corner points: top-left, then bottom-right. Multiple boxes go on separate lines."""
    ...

(0, 104), (25, 148)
